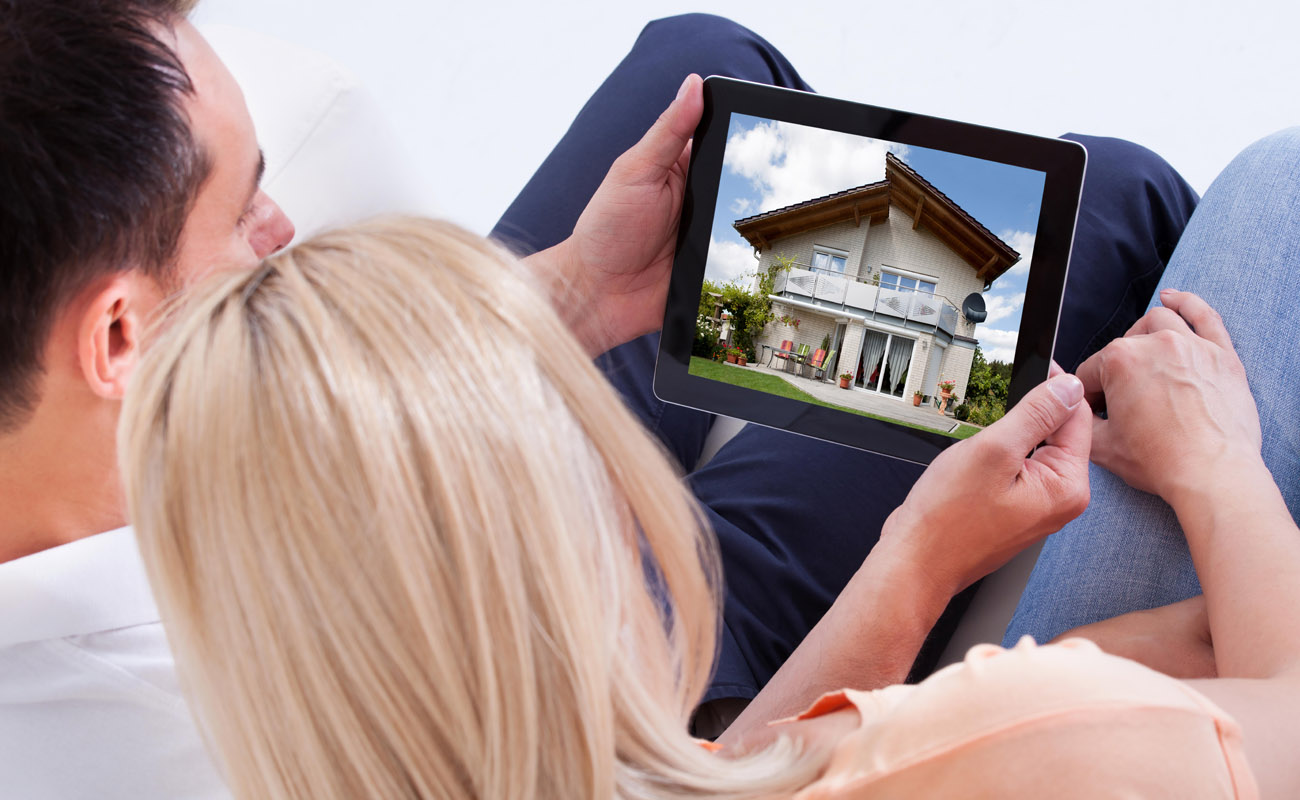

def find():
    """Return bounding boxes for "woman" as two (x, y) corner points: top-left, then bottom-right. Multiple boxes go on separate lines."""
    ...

(121, 213), (1294, 797)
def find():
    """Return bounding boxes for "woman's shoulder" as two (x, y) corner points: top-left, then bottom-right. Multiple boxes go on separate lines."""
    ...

(788, 638), (1256, 799)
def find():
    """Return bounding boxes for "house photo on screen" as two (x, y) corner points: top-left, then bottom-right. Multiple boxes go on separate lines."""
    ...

(691, 114), (1045, 439)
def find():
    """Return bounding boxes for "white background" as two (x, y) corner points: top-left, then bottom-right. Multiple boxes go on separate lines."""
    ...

(193, 0), (1300, 237)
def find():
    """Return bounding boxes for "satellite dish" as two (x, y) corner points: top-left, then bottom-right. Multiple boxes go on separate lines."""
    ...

(962, 292), (987, 323)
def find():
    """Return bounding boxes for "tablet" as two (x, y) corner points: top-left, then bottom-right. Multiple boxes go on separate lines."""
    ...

(655, 77), (1086, 465)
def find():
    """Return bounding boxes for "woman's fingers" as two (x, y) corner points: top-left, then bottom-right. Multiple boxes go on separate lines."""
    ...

(1125, 304), (1192, 337)
(1159, 288), (1236, 351)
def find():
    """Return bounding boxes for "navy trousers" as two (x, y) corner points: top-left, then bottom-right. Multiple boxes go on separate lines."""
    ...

(491, 14), (1199, 702)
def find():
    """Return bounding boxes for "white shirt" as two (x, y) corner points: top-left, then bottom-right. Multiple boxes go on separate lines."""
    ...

(0, 528), (228, 799)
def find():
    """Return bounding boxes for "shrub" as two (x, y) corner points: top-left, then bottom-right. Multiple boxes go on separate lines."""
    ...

(692, 317), (719, 357)
(953, 403), (971, 421)
(965, 400), (1005, 426)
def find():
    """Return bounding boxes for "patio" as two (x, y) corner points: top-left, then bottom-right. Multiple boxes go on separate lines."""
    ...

(742, 361), (969, 434)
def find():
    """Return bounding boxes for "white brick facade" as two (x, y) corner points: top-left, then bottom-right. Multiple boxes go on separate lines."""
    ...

(752, 207), (989, 398)
(864, 214), (985, 340)
(939, 342), (977, 401)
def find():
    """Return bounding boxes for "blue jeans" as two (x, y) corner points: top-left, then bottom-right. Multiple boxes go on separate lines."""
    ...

(1007, 127), (1300, 644)
(493, 14), (1198, 701)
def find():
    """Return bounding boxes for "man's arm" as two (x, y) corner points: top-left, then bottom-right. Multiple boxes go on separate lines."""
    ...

(719, 371), (1093, 747)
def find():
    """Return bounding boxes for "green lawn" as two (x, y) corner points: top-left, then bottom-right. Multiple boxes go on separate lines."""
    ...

(689, 357), (981, 440)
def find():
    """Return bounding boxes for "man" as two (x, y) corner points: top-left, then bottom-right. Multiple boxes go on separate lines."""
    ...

(0, 2), (292, 795)
(0, 4), (1197, 796)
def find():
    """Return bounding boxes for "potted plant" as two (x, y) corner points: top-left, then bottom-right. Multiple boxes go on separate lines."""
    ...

(838, 372), (852, 389)
(937, 379), (957, 415)
(726, 347), (738, 364)
(737, 348), (748, 367)
(912, 390), (923, 407)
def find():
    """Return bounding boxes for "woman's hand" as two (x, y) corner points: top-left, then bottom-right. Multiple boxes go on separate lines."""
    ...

(1077, 289), (1262, 501)
(524, 74), (704, 356)
(881, 371), (1092, 597)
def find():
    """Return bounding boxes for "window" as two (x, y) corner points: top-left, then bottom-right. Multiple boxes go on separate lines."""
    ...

(812, 247), (848, 274)
(879, 270), (936, 295)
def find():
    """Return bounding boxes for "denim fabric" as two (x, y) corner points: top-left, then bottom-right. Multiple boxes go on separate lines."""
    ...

(491, 13), (1201, 701)
(1007, 128), (1300, 644)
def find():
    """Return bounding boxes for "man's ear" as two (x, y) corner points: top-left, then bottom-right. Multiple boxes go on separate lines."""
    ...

(76, 273), (156, 400)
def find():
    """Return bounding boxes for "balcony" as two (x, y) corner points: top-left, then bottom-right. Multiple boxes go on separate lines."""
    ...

(771, 264), (963, 338)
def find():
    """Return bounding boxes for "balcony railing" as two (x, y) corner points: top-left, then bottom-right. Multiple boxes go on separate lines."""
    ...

(771, 263), (964, 337)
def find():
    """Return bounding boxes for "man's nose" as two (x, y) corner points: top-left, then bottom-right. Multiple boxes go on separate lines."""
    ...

(250, 192), (296, 258)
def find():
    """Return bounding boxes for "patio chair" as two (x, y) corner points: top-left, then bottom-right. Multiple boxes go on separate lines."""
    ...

(777, 343), (810, 374)
(810, 348), (837, 381)
(768, 339), (795, 367)
(800, 348), (826, 378)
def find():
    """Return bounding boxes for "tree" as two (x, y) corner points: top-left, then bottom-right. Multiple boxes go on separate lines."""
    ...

(693, 255), (792, 360)
(964, 345), (1009, 426)
(698, 278), (724, 319)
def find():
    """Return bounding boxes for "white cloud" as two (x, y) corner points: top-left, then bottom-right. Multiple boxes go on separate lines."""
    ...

(704, 236), (757, 286)
(978, 327), (1019, 363)
(984, 291), (1025, 325)
(731, 197), (753, 215)
(723, 120), (909, 213)
(1000, 229), (1036, 277)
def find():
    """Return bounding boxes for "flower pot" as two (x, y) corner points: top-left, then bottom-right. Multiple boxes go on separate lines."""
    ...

(912, 395), (922, 407)
(727, 354), (737, 363)
(737, 356), (747, 366)
(838, 377), (850, 389)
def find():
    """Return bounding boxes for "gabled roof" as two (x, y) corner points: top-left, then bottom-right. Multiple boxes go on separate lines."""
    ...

(733, 152), (1021, 283)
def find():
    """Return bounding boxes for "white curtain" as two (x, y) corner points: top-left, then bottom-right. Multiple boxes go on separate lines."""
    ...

(859, 331), (887, 389)
(886, 336), (913, 395)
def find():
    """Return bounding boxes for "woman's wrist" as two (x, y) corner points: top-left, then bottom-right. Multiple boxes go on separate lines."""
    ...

(518, 239), (608, 356)
(874, 509), (962, 617)
(1161, 450), (1271, 515)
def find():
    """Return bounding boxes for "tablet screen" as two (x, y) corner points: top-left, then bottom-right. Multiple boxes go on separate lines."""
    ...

(699, 114), (1043, 439)
(656, 78), (1085, 464)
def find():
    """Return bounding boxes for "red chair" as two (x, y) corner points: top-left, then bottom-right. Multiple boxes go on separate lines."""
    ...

(768, 339), (795, 367)
(800, 348), (827, 378)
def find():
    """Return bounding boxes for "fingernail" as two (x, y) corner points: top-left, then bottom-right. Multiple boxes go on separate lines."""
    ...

(1049, 374), (1084, 410)
(1160, 288), (1177, 295)
(676, 75), (692, 101)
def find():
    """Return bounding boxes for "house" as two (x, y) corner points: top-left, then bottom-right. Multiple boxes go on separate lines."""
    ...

(736, 152), (1019, 403)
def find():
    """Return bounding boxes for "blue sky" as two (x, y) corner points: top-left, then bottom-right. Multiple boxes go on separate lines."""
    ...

(705, 114), (1046, 363)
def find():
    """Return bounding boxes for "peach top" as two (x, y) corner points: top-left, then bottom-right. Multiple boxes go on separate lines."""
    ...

(783, 637), (1258, 798)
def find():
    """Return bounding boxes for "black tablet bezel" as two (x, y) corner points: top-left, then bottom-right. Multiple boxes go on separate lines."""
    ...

(654, 77), (1086, 465)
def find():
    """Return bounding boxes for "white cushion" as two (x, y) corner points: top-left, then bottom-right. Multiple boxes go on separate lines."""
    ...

(201, 24), (437, 243)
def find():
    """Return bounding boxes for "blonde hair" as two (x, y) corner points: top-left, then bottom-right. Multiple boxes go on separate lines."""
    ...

(120, 217), (824, 799)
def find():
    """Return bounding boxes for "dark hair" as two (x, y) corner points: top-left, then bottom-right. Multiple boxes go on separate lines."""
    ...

(0, 0), (210, 430)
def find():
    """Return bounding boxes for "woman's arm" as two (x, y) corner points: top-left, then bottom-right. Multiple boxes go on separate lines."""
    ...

(718, 371), (1092, 748)
(1053, 595), (1216, 679)
(1077, 289), (1300, 795)
(519, 75), (703, 357)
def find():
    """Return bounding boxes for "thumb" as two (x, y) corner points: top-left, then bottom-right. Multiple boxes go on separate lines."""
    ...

(631, 74), (704, 174)
(993, 374), (1087, 457)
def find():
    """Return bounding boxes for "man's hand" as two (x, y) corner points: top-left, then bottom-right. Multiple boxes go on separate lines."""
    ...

(523, 74), (704, 356)
(1077, 289), (1262, 501)
(1053, 595), (1216, 679)
(882, 372), (1093, 598)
